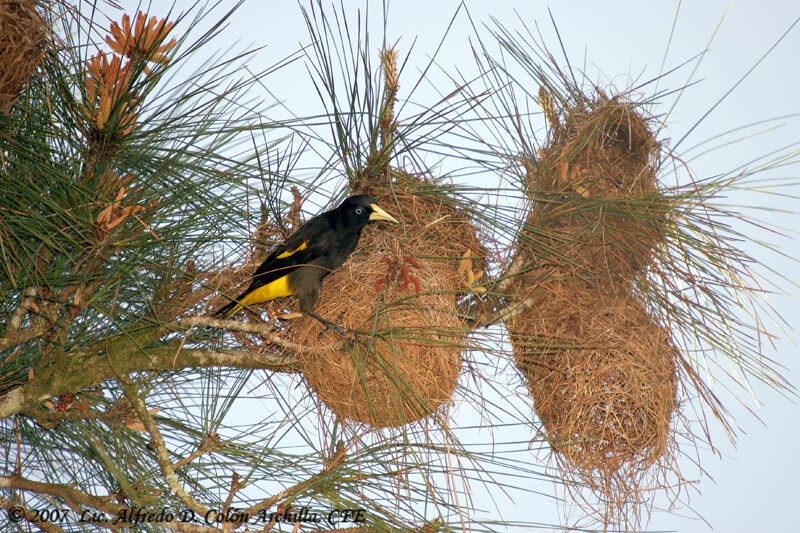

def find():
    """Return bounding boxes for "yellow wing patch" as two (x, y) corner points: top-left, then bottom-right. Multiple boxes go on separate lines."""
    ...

(238, 275), (294, 307)
(276, 241), (309, 259)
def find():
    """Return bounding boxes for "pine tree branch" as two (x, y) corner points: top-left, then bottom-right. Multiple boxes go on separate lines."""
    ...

(222, 472), (243, 521)
(5, 287), (37, 331)
(0, 331), (299, 421)
(0, 476), (224, 532)
(1, 280), (534, 423)
(2, 309), (357, 420)
(468, 251), (551, 328)
(0, 288), (47, 352)
(0, 496), (67, 533)
(0, 321), (47, 352)
(123, 384), (211, 517)
(173, 433), (223, 471)
(475, 286), (548, 328)
(245, 447), (348, 517)
(178, 316), (348, 354)
(85, 430), (143, 509)
(29, 399), (131, 430)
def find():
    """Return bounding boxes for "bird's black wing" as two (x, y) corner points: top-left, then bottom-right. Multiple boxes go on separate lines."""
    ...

(247, 215), (332, 290)
(213, 212), (337, 317)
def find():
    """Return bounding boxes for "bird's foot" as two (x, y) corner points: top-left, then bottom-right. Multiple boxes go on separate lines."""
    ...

(308, 311), (352, 338)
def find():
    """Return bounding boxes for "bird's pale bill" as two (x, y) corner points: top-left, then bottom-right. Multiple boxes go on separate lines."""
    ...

(369, 204), (399, 224)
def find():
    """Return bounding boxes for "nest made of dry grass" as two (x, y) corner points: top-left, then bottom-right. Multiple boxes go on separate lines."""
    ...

(507, 278), (677, 477)
(295, 171), (484, 428)
(522, 92), (669, 278)
(0, 0), (47, 113)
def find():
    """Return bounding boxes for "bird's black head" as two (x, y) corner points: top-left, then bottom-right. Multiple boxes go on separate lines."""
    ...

(338, 195), (399, 227)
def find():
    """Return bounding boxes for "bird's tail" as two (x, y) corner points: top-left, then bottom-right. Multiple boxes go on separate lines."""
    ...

(213, 299), (241, 319)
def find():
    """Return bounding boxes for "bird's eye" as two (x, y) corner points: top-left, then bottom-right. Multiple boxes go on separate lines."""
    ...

(355, 207), (365, 215)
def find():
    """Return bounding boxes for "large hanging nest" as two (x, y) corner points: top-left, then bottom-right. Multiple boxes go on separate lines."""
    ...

(522, 91), (668, 279)
(0, 0), (47, 113)
(507, 279), (677, 478)
(295, 171), (484, 428)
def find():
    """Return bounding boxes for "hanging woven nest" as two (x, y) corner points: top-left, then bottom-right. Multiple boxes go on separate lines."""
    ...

(0, 0), (47, 113)
(506, 279), (677, 477)
(522, 91), (668, 278)
(294, 170), (484, 428)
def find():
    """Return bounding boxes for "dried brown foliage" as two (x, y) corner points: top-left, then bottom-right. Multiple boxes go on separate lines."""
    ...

(0, 0), (47, 113)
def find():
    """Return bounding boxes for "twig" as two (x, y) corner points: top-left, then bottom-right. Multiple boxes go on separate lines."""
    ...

(468, 251), (546, 328)
(2, 309), (354, 421)
(6, 286), (36, 330)
(0, 287), (46, 352)
(173, 433), (222, 470)
(0, 345), (299, 420)
(222, 472), (243, 521)
(179, 316), (348, 355)
(0, 476), (223, 532)
(30, 401), (127, 430)
(0, 496), (67, 533)
(122, 384), (211, 517)
(245, 445), (348, 517)
(86, 431), (140, 506)
(0, 321), (46, 352)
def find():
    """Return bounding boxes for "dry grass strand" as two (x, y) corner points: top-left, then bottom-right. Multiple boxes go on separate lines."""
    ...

(507, 278), (678, 528)
(0, 0), (47, 113)
(522, 91), (668, 278)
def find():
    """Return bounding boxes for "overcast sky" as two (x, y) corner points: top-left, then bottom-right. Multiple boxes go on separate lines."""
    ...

(108, 1), (800, 531)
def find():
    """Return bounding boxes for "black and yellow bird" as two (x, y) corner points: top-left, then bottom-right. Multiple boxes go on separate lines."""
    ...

(214, 195), (399, 329)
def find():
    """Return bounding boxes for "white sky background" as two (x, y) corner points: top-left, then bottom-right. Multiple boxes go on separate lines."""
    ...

(111, 1), (799, 531)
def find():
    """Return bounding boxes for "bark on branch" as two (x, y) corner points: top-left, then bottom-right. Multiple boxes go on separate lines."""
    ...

(0, 316), (304, 421)
(0, 476), (226, 532)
